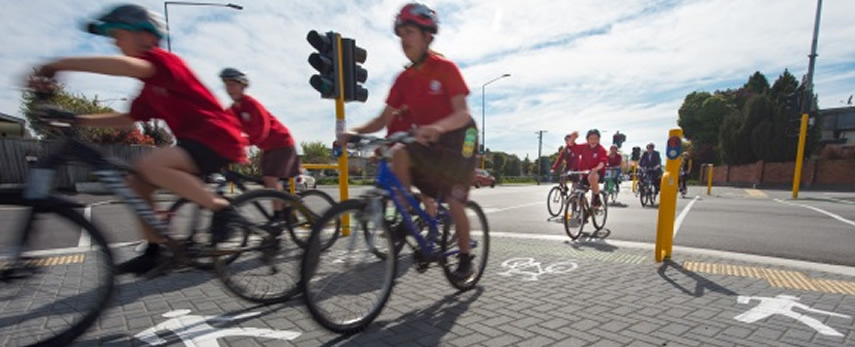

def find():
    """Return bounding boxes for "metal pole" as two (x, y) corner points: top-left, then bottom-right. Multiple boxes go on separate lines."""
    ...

(792, 0), (822, 199)
(164, 3), (171, 52)
(535, 130), (546, 185)
(480, 73), (510, 170)
(334, 34), (350, 236)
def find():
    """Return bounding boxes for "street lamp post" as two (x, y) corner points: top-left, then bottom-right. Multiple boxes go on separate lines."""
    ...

(163, 1), (244, 52)
(481, 73), (511, 169)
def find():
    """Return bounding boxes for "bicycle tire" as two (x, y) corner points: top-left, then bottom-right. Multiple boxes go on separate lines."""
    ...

(441, 200), (490, 291)
(215, 189), (304, 304)
(563, 195), (584, 240)
(639, 186), (648, 207)
(165, 198), (246, 270)
(289, 189), (339, 251)
(592, 192), (608, 231)
(546, 186), (564, 217)
(0, 204), (115, 347)
(301, 199), (397, 334)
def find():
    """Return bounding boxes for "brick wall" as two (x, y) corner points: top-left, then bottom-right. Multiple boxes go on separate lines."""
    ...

(711, 159), (855, 187)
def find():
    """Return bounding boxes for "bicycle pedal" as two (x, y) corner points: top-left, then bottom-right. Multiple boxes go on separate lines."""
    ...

(141, 259), (176, 280)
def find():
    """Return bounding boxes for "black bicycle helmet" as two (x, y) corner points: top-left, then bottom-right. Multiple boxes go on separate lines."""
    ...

(86, 4), (166, 39)
(220, 68), (249, 85)
(586, 129), (601, 139)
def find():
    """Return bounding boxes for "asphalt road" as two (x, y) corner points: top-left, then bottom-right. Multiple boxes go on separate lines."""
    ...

(1, 183), (853, 267)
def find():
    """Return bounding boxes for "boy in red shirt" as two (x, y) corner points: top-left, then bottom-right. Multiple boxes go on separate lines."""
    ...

(29, 4), (248, 275)
(340, 3), (478, 279)
(551, 134), (580, 184)
(566, 130), (609, 207)
(220, 68), (300, 219)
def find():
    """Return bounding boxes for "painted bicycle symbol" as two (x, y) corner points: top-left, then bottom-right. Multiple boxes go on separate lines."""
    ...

(498, 257), (579, 281)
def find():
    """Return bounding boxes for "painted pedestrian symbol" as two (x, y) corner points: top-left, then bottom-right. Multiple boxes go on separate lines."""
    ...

(135, 309), (301, 346)
(735, 295), (852, 337)
(498, 257), (578, 281)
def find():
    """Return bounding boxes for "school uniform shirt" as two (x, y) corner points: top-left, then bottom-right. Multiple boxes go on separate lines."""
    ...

(569, 143), (608, 172)
(386, 53), (470, 126)
(229, 95), (294, 151)
(129, 47), (247, 162)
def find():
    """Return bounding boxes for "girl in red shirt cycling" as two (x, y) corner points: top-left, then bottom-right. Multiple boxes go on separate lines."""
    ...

(28, 4), (248, 275)
(220, 68), (301, 220)
(340, 3), (479, 279)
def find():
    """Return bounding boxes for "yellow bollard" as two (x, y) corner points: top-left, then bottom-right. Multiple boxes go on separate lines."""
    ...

(655, 128), (683, 262)
(289, 177), (296, 195)
(706, 164), (713, 196)
(632, 164), (638, 194)
(230, 182), (234, 194)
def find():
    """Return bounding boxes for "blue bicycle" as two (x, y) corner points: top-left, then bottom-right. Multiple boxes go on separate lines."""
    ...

(300, 133), (490, 334)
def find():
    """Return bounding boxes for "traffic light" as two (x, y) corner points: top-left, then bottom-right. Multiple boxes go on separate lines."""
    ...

(341, 38), (368, 102)
(307, 30), (340, 99)
(631, 146), (641, 161)
(613, 131), (626, 149)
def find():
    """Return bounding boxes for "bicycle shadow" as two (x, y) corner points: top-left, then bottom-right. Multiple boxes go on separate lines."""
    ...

(565, 232), (618, 253)
(657, 260), (737, 297)
(339, 286), (485, 346)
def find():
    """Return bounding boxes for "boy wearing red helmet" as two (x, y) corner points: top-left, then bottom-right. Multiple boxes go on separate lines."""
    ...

(341, 3), (479, 279)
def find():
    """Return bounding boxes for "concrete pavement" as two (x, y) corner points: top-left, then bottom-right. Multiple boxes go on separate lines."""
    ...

(2, 233), (854, 346)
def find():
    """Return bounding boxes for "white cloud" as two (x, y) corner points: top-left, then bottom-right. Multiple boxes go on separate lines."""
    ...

(1, 0), (853, 160)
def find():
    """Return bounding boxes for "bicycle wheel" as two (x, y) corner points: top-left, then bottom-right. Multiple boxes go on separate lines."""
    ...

(0, 204), (114, 347)
(546, 186), (564, 217)
(301, 199), (397, 334)
(441, 200), (490, 291)
(288, 189), (339, 250)
(591, 192), (608, 231)
(165, 198), (245, 270)
(563, 195), (584, 240)
(639, 186), (648, 207)
(215, 189), (303, 304)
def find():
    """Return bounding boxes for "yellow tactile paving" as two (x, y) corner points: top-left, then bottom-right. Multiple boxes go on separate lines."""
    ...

(0, 254), (85, 268)
(744, 189), (769, 198)
(683, 261), (855, 295)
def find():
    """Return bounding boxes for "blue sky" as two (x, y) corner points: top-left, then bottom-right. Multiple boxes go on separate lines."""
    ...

(1, 0), (853, 159)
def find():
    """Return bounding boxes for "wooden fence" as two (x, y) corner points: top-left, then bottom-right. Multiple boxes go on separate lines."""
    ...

(0, 139), (154, 190)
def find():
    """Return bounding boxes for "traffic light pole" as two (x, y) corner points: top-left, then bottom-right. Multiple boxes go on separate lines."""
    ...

(792, 0), (822, 199)
(333, 33), (351, 235)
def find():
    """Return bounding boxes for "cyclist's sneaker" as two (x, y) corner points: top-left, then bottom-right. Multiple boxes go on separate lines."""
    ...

(592, 194), (603, 208)
(115, 243), (162, 276)
(210, 205), (242, 244)
(453, 253), (475, 280)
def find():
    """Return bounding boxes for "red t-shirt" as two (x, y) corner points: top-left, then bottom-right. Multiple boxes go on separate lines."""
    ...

(386, 53), (469, 127)
(229, 95), (294, 151)
(569, 143), (608, 172)
(129, 47), (247, 162)
(607, 153), (622, 167)
(551, 146), (579, 172)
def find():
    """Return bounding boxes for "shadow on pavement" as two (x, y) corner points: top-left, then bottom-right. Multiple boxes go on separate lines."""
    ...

(657, 260), (737, 297)
(567, 232), (618, 253)
(342, 286), (485, 346)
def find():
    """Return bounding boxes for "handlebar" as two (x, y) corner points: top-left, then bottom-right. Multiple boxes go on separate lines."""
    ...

(560, 170), (591, 176)
(346, 131), (416, 149)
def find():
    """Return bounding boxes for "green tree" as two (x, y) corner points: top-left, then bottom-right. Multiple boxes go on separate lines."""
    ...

(744, 71), (770, 95)
(301, 141), (331, 163)
(492, 152), (506, 181)
(504, 154), (521, 177)
(20, 83), (153, 145)
(770, 69), (798, 99)
(522, 155), (533, 175)
(141, 121), (175, 146)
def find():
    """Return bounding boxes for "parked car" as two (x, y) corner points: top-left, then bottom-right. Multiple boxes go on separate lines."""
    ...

(295, 168), (316, 191)
(472, 169), (496, 188)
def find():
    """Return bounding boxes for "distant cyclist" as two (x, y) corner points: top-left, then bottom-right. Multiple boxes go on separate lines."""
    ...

(220, 67), (300, 220)
(639, 142), (662, 194)
(550, 134), (580, 184)
(607, 145), (622, 186)
(565, 130), (608, 208)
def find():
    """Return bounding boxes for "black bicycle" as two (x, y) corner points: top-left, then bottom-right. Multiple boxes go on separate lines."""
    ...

(562, 170), (608, 240)
(637, 167), (659, 207)
(0, 105), (300, 346)
(546, 172), (572, 217)
(164, 169), (338, 262)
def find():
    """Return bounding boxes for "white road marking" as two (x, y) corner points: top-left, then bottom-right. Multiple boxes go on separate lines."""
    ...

(822, 197), (855, 205)
(673, 195), (700, 238)
(481, 201), (542, 214)
(78, 201), (114, 248)
(774, 199), (855, 228)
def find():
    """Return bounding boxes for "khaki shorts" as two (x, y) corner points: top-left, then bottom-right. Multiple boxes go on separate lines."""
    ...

(260, 146), (300, 179)
(406, 120), (478, 203)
